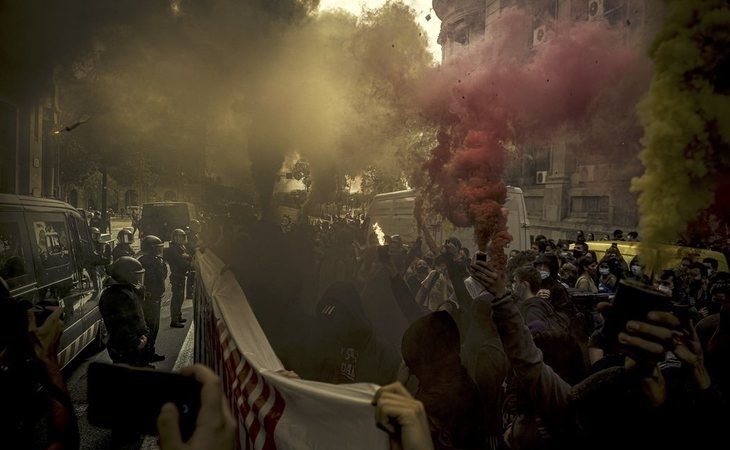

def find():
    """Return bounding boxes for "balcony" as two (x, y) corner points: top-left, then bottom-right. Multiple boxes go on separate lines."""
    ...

(433, 0), (485, 22)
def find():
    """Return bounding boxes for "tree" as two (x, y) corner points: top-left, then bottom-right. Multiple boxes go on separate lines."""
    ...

(359, 165), (408, 201)
(291, 159), (312, 192)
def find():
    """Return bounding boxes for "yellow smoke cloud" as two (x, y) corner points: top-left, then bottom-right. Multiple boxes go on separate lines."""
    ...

(632, 0), (730, 270)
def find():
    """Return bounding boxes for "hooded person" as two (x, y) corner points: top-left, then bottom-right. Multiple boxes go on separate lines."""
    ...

(533, 254), (571, 311)
(534, 253), (583, 340)
(310, 281), (399, 385)
(401, 311), (484, 450)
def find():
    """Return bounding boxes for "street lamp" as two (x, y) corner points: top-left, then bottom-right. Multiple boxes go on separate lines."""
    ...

(53, 115), (90, 135)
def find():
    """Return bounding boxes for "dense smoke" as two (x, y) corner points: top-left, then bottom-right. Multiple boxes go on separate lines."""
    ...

(419, 6), (650, 268)
(0, 0), (432, 215)
(632, 0), (730, 265)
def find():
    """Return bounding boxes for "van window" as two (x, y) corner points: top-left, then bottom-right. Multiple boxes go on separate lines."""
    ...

(26, 213), (74, 286)
(69, 215), (92, 266)
(0, 216), (34, 291)
(141, 203), (193, 240)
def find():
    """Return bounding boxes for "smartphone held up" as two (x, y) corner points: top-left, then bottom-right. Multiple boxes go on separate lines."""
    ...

(87, 362), (202, 440)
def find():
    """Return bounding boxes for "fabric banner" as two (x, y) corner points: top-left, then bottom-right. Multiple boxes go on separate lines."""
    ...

(194, 251), (389, 450)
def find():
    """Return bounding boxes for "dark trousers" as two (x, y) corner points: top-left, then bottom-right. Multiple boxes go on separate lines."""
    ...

(108, 346), (147, 367)
(143, 294), (162, 354)
(170, 275), (186, 323)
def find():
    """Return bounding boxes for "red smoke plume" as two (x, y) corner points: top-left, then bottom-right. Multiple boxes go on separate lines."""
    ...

(421, 7), (647, 270)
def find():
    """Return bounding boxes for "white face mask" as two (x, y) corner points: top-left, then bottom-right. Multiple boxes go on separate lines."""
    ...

(599, 268), (610, 276)
(539, 270), (550, 280)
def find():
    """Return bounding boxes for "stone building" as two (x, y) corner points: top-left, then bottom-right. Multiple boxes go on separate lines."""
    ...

(0, 90), (61, 198)
(434, 0), (654, 241)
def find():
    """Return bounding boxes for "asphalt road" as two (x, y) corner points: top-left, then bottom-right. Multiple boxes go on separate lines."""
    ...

(63, 218), (195, 450)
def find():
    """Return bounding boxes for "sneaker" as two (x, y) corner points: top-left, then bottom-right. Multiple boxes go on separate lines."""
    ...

(170, 322), (185, 328)
(149, 354), (166, 362)
(179, 318), (188, 323)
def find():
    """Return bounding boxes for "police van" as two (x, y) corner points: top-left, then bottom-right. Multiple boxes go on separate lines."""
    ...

(0, 194), (107, 368)
(139, 201), (197, 242)
(367, 187), (531, 253)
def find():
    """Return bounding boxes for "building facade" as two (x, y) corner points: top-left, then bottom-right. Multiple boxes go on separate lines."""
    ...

(434, 0), (653, 241)
(0, 91), (61, 199)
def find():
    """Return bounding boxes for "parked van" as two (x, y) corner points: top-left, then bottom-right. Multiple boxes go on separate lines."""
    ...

(0, 194), (106, 368)
(367, 187), (531, 253)
(139, 201), (197, 242)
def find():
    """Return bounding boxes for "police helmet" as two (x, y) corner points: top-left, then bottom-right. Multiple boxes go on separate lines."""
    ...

(117, 228), (134, 245)
(90, 227), (101, 241)
(109, 256), (145, 288)
(171, 228), (187, 244)
(141, 235), (164, 255)
(189, 219), (202, 233)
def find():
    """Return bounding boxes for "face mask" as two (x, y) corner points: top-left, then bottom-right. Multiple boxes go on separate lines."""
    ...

(631, 265), (642, 276)
(599, 268), (610, 276)
(573, 250), (584, 258)
(539, 270), (550, 280)
(657, 285), (673, 296)
(416, 267), (429, 276)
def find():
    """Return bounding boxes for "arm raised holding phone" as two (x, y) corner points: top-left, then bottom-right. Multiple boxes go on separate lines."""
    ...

(157, 365), (236, 450)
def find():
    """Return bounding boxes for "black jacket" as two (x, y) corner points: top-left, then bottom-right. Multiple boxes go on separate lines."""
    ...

(402, 311), (484, 450)
(99, 281), (148, 353)
(112, 243), (135, 261)
(164, 244), (191, 277)
(138, 253), (167, 297)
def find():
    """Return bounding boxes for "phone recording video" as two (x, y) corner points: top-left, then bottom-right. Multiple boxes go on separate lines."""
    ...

(475, 252), (488, 263)
(87, 363), (202, 440)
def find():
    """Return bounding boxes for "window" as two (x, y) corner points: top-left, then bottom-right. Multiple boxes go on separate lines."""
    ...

(26, 213), (74, 286)
(0, 218), (34, 291)
(570, 196), (609, 219)
(525, 197), (544, 219)
(68, 215), (90, 268)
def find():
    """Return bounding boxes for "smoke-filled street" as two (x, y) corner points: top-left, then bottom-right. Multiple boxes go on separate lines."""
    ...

(1, 1), (729, 450)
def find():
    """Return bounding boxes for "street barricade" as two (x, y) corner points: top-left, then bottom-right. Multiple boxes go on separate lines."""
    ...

(194, 251), (388, 450)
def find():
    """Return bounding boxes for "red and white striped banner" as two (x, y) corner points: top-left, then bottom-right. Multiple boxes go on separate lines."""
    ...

(194, 251), (388, 450)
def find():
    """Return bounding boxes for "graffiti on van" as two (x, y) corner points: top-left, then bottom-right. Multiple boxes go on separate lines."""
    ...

(33, 221), (71, 266)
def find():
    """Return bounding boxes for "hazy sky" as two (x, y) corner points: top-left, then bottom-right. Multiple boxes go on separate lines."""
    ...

(318, 0), (442, 61)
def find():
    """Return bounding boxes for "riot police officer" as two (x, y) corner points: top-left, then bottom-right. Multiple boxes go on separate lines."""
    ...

(112, 228), (135, 261)
(165, 229), (191, 328)
(186, 219), (202, 252)
(138, 235), (167, 362)
(90, 227), (112, 266)
(99, 257), (149, 367)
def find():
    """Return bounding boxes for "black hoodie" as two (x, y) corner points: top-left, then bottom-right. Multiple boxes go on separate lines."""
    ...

(310, 281), (399, 385)
(402, 311), (484, 450)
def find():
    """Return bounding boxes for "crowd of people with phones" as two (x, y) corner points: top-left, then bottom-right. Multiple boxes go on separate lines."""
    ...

(200, 207), (730, 449)
(2, 201), (729, 449)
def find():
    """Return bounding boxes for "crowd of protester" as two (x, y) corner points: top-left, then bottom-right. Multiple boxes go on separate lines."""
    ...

(201, 208), (730, 449)
(3, 201), (728, 449)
